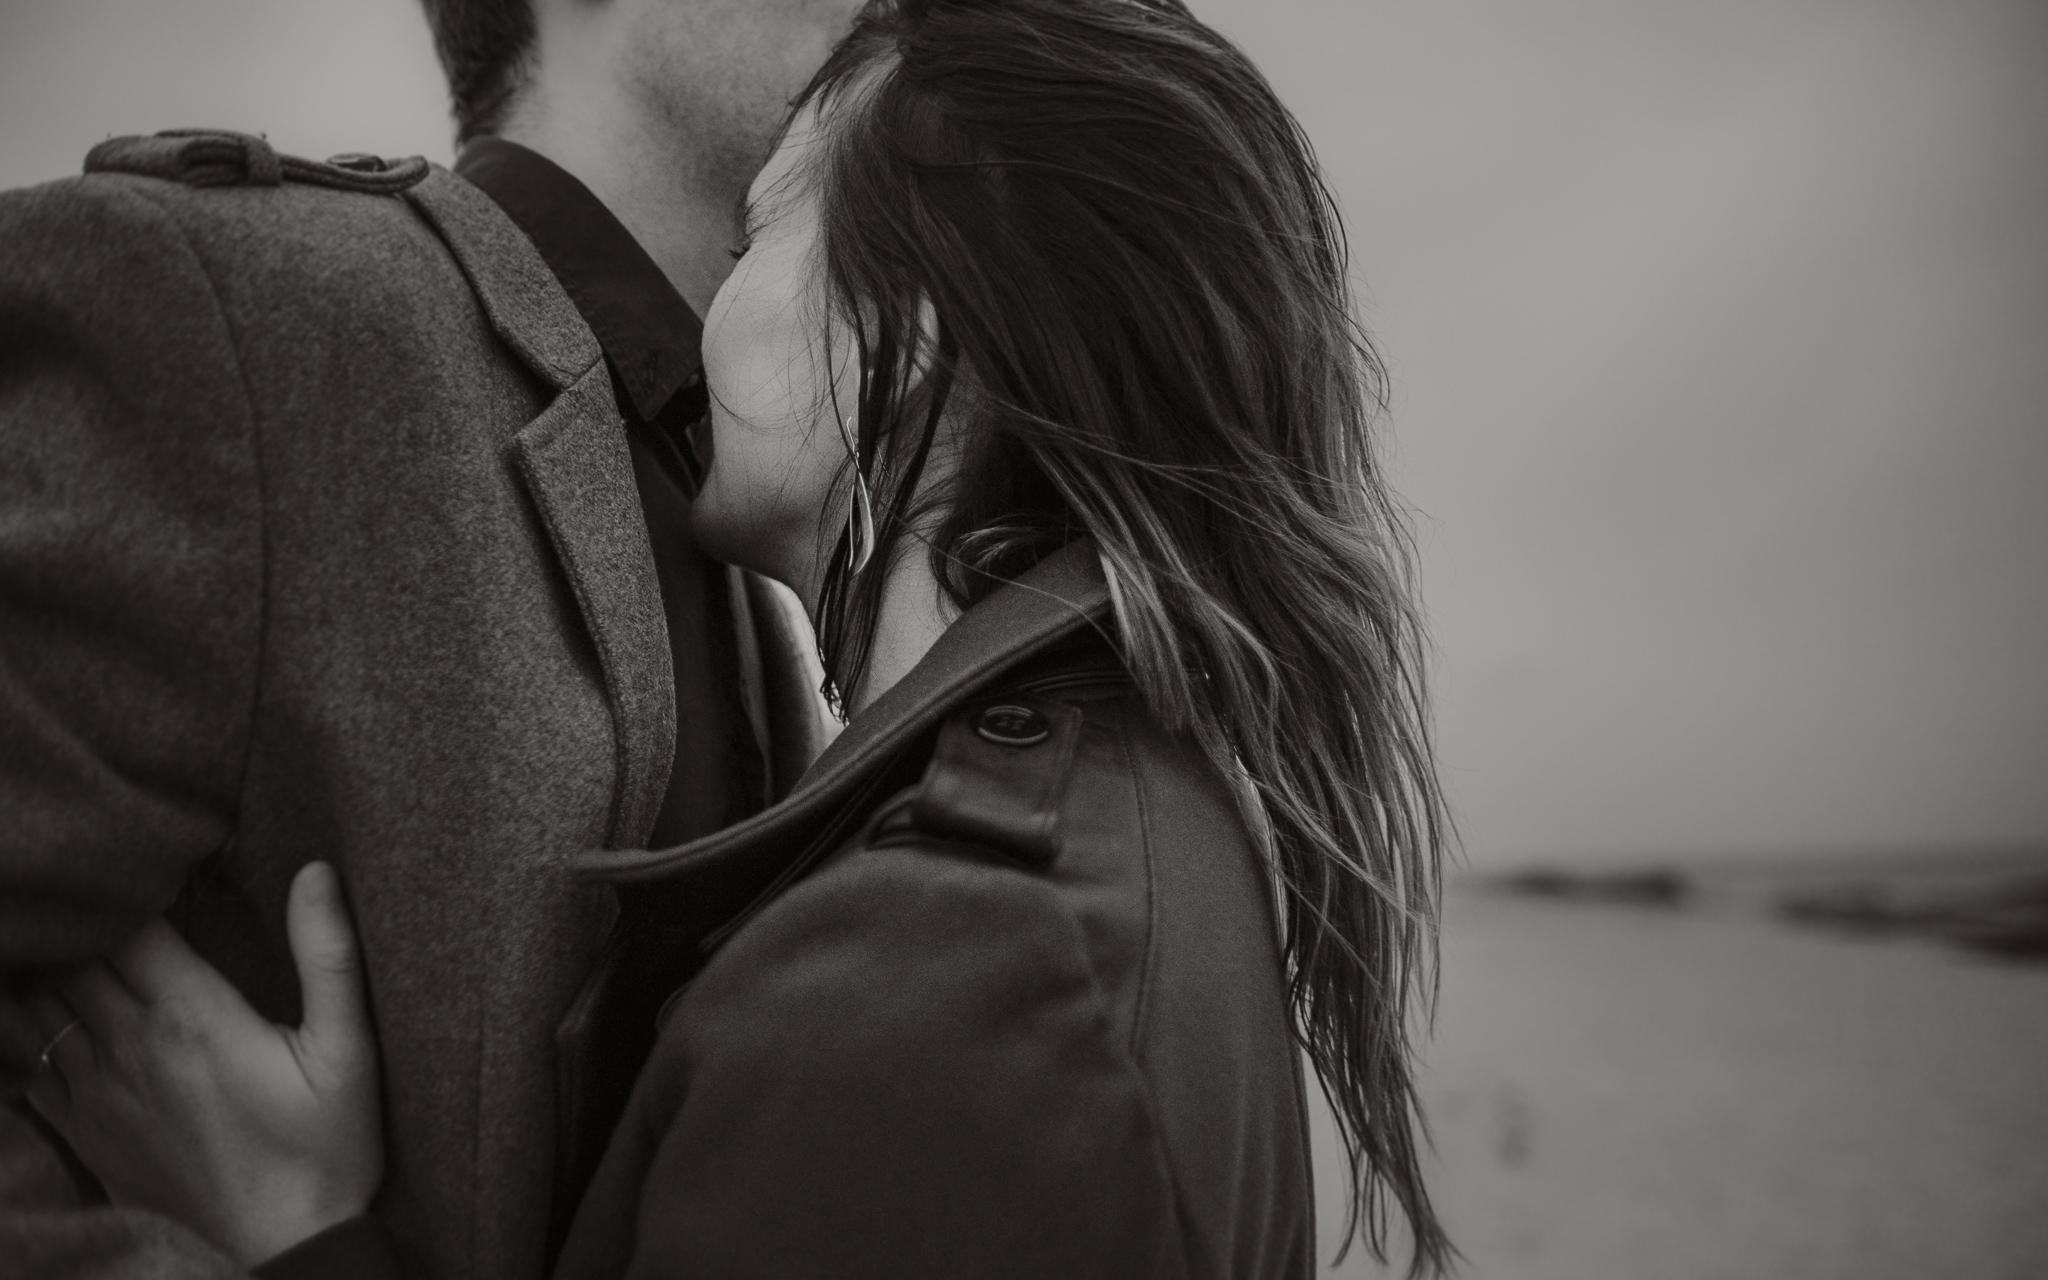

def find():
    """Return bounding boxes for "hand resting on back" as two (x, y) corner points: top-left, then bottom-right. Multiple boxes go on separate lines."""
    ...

(23, 862), (385, 1268)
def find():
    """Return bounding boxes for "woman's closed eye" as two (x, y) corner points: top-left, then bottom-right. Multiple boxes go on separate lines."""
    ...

(729, 193), (761, 262)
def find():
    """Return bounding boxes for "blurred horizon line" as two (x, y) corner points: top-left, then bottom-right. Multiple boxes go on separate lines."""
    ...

(1467, 842), (2048, 876)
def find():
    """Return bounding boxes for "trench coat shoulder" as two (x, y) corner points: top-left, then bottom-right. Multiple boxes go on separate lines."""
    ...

(622, 823), (1190, 1280)
(553, 675), (1311, 1280)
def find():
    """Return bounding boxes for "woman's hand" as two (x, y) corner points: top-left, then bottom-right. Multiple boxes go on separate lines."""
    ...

(24, 861), (384, 1267)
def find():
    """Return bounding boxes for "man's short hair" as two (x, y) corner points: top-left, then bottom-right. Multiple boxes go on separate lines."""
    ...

(418, 0), (537, 141)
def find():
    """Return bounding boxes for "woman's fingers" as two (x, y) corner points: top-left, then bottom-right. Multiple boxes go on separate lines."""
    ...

(287, 863), (370, 1064)
(27, 988), (91, 1074)
(13, 869), (386, 1265)
(21, 987), (85, 1133)
(53, 961), (137, 1044)
(25, 986), (78, 1043)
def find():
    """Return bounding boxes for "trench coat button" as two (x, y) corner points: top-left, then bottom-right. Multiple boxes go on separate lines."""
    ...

(975, 703), (1051, 747)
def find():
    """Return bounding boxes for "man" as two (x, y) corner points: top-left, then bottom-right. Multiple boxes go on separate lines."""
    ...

(0, 0), (854, 1275)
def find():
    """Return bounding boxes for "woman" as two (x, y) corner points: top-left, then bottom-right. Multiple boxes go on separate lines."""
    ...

(25, 0), (1451, 1275)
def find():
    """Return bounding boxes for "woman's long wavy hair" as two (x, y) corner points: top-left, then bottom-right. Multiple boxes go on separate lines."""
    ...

(793, 0), (1451, 1269)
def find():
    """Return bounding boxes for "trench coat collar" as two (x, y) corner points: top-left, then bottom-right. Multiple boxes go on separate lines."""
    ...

(403, 167), (676, 849)
(578, 540), (1115, 885)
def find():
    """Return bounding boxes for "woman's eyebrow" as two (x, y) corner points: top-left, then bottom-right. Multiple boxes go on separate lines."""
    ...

(734, 193), (759, 240)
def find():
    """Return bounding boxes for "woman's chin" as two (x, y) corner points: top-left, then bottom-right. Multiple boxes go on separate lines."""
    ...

(687, 491), (807, 598)
(687, 488), (754, 570)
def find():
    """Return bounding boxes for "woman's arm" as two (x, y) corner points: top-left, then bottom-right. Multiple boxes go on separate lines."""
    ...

(23, 862), (390, 1272)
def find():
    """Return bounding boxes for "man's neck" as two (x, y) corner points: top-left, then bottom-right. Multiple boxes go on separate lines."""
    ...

(498, 82), (739, 317)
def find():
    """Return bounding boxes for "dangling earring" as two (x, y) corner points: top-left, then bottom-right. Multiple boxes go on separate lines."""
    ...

(837, 408), (875, 575)
(845, 468), (875, 575)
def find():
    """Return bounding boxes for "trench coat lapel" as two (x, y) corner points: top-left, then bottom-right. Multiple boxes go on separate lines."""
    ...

(406, 168), (675, 848)
(579, 539), (1114, 885)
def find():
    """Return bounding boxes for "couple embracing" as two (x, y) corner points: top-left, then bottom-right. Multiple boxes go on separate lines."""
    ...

(0, 1), (1451, 1277)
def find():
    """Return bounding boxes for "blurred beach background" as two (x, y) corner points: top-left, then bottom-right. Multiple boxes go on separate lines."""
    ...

(3, 0), (2044, 1274)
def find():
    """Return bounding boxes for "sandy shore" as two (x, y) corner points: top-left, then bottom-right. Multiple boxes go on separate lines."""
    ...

(1309, 885), (2048, 1278)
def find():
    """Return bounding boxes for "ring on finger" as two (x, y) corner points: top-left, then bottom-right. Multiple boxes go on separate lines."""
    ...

(37, 1019), (83, 1074)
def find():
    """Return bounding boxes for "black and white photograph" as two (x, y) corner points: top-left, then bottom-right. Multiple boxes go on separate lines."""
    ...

(1, 0), (2044, 1277)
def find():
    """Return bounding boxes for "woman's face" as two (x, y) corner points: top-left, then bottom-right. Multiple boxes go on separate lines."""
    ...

(692, 105), (858, 606)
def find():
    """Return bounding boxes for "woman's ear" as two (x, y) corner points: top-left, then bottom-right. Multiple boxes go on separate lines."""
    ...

(909, 294), (942, 383)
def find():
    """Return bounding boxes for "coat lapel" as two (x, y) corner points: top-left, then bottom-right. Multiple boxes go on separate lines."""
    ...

(510, 372), (675, 848)
(406, 168), (674, 848)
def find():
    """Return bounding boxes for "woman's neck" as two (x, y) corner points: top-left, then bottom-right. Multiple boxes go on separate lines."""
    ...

(843, 550), (959, 718)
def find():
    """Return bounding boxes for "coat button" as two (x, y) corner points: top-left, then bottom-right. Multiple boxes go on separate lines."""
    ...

(974, 703), (1050, 747)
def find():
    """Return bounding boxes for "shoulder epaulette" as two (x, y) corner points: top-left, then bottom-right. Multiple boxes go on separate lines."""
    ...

(908, 696), (1085, 868)
(84, 129), (429, 194)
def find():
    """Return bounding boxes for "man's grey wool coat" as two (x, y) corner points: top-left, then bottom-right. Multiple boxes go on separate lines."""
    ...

(0, 132), (804, 1280)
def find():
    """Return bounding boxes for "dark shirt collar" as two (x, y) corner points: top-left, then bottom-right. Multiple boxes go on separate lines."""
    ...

(455, 136), (701, 423)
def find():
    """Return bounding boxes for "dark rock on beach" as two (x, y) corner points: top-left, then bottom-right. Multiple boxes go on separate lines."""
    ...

(1485, 866), (1692, 907)
(1774, 875), (2048, 961)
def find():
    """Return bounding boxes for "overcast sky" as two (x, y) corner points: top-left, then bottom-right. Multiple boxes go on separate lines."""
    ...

(3, 0), (2043, 867)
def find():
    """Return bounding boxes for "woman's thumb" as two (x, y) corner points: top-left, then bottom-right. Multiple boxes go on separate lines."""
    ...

(287, 862), (370, 1059)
